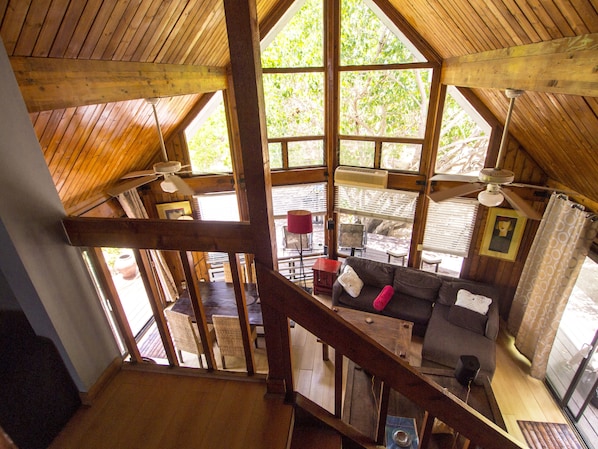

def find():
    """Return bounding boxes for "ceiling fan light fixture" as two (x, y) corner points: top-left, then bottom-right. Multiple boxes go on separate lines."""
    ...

(478, 185), (504, 207)
(160, 177), (178, 193)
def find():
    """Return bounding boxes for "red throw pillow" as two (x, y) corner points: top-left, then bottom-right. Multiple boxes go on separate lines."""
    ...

(373, 285), (394, 311)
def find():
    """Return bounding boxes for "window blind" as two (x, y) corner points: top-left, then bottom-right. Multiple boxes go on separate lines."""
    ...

(334, 185), (418, 222)
(423, 198), (478, 257)
(272, 183), (327, 218)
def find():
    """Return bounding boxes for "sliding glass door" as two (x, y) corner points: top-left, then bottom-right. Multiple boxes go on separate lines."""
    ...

(546, 254), (598, 449)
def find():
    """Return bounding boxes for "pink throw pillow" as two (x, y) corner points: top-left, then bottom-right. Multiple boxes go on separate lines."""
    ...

(373, 285), (394, 311)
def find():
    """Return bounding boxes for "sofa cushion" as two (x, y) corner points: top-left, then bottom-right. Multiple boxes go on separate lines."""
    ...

(384, 292), (433, 327)
(447, 305), (487, 335)
(337, 265), (364, 297)
(373, 285), (394, 311)
(455, 289), (493, 315)
(437, 279), (498, 306)
(345, 257), (395, 288)
(393, 267), (442, 301)
(336, 284), (381, 314)
(422, 303), (496, 381)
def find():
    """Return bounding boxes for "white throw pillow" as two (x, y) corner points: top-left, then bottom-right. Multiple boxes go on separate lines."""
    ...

(455, 289), (492, 315)
(337, 265), (364, 298)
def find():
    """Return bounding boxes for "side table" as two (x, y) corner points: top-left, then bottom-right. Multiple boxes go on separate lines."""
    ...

(312, 258), (342, 296)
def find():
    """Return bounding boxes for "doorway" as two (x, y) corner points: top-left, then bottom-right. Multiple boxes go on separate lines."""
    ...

(546, 253), (598, 448)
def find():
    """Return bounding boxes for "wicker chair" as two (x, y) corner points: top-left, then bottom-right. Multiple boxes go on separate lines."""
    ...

(164, 308), (215, 368)
(212, 315), (258, 369)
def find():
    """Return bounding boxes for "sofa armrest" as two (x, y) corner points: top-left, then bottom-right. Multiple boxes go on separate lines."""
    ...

(331, 280), (344, 306)
(485, 299), (500, 340)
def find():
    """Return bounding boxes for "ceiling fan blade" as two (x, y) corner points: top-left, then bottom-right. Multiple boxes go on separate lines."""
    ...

(430, 173), (479, 183)
(106, 175), (158, 197)
(509, 182), (579, 196)
(502, 188), (543, 220)
(429, 182), (485, 202)
(121, 169), (156, 179)
(170, 175), (194, 196)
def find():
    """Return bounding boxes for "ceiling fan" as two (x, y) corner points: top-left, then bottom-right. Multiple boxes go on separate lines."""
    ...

(429, 89), (553, 221)
(107, 98), (194, 197)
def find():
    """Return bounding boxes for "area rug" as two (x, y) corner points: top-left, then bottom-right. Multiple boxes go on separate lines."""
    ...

(517, 420), (583, 449)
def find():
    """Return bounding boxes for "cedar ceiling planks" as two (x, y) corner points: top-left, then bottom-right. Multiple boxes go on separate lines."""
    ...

(0, 0), (597, 214)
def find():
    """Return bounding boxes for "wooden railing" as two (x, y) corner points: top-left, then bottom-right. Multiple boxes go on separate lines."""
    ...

(257, 264), (526, 449)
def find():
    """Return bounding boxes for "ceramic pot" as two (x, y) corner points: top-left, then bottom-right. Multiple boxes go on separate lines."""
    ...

(114, 254), (138, 280)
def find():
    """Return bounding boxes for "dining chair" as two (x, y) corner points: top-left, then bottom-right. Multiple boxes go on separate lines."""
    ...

(212, 315), (258, 369)
(164, 308), (215, 368)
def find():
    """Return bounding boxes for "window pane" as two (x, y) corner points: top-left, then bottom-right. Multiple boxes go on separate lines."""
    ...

(263, 72), (324, 138)
(381, 142), (421, 171)
(339, 140), (375, 167)
(340, 69), (431, 138)
(196, 192), (240, 221)
(288, 140), (324, 167)
(435, 88), (491, 175)
(269, 142), (283, 169)
(185, 92), (232, 174)
(341, 0), (421, 65)
(261, 0), (323, 68)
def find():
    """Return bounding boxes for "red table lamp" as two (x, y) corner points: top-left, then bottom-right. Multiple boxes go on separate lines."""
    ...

(287, 210), (313, 291)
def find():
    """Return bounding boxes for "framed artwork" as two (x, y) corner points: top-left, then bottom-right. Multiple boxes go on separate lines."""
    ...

(156, 201), (192, 220)
(479, 208), (527, 261)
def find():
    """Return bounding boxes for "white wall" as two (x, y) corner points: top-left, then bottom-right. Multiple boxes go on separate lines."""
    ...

(0, 39), (119, 391)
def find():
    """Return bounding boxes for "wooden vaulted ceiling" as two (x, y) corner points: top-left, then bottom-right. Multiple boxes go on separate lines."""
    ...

(0, 0), (596, 215)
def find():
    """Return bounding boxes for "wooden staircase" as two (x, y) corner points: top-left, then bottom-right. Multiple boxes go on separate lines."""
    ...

(290, 406), (343, 449)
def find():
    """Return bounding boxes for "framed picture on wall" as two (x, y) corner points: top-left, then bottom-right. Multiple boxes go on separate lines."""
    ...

(156, 200), (192, 220)
(479, 208), (527, 261)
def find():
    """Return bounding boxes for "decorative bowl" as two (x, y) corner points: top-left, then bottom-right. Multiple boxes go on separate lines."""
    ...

(392, 429), (412, 447)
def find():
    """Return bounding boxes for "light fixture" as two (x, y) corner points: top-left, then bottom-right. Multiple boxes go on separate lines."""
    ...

(477, 184), (504, 207)
(287, 210), (313, 292)
(160, 176), (178, 193)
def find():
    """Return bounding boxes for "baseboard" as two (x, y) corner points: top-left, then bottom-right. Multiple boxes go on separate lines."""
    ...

(79, 356), (123, 406)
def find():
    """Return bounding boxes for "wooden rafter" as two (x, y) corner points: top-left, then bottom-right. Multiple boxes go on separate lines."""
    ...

(10, 57), (228, 112)
(441, 33), (598, 97)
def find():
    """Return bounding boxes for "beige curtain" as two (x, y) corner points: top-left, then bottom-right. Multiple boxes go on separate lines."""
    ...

(508, 193), (598, 379)
(117, 190), (179, 304)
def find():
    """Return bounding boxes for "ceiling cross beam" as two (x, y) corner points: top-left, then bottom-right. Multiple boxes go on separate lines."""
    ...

(10, 57), (228, 112)
(441, 33), (598, 97)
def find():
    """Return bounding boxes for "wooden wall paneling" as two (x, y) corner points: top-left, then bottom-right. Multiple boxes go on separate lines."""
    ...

(12, 0), (51, 56)
(500, 0), (543, 43)
(30, 110), (53, 140)
(108, 0), (157, 61)
(78, 1), (126, 60)
(0, 1), (29, 54)
(133, 0), (189, 62)
(62, 1), (105, 59)
(44, 108), (78, 178)
(96, 0), (150, 61)
(31, 0), (70, 57)
(440, 0), (498, 50)
(486, 1), (530, 46)
(45, 1), (87, 58)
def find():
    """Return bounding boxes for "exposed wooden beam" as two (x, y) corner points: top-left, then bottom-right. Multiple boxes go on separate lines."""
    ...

(442, 33), (598, 97)
(10, 57), (228, 112)
(62, 217), (255, 253)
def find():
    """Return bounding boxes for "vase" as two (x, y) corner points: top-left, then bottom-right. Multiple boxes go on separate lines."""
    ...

(114, 254), (138, 280)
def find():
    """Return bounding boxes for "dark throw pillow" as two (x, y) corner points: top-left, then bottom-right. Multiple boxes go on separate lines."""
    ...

(447, 305), (488, 335)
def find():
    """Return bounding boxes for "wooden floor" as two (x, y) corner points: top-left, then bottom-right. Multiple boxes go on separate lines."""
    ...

(49, 368), (293, 449)
(54, 291), (575, 449)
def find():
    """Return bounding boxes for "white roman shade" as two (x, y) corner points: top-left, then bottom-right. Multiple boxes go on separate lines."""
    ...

(334, 185), (418, 221)
(272, 183), (327, 218)
(423, 197), (479, 257)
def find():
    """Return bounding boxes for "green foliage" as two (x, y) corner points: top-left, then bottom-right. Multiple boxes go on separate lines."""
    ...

(261, 0), (323, 68)
(186, 97), (232, 174)
(340, 0), (416, 65)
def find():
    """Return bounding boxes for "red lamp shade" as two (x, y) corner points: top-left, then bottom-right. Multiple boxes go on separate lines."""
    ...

(287, 210), (313, 234)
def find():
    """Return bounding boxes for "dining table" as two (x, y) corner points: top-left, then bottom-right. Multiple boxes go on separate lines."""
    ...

(170, 281), (263, 326)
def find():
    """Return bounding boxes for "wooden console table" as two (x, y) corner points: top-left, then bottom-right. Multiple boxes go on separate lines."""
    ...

(343, 363), (506, 448)
(324, 307), (413, 443)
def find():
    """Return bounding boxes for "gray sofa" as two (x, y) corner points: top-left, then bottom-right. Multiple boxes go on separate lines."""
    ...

(331, 257), (500, 381)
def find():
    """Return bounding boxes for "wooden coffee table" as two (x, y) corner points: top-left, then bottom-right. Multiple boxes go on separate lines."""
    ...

(323, 306), (413, 442)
